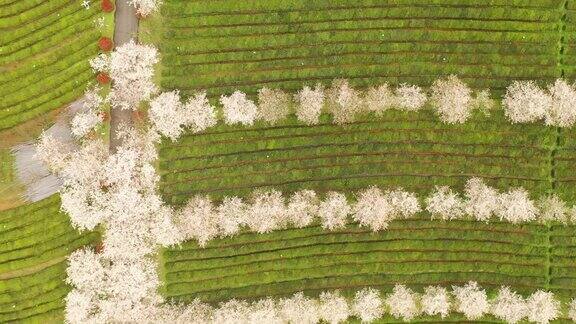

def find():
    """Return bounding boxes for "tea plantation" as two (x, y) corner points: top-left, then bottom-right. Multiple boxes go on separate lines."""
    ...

(0, 196), (99, 322)
(0, 0), (102, 130)
(155, 0), (576, 319)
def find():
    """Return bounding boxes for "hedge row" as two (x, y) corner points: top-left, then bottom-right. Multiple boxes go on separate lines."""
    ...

(158, 110), (556, 204)
(162, 221), (551, 303)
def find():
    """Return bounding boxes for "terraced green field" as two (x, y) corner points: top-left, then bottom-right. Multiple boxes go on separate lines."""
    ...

(159, 109), (558, 205)
(159, 110), (576, 320)
(0, 0), (104, 130)
(163, 220), (548, 302)
(162, 220), (576, 310)
(157, 0), (574, 98)
(0, 196), (99, 322)
(555, 128), (576, 203)
(155, 1), (576, 318)
(564, 0), (576, 78)
(551, 225), (576, 302)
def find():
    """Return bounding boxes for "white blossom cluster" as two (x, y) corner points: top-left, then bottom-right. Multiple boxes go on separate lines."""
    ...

(87, 42), (217, 142)
(128, 0), (162, 17)
(71, 86), (105, 138)
(89, 40), (159, 111)
(65, 248), (162, 323)
(51, 139), (176, 312)
(38, 126), (183, 323)
(504, 79), (576, 126)
(172, 187), (420, 247)
(149, 90), (217, 141)
(173, 179), (575, 247)
(95, 283), (571, 324)
(426, 178), (575, 224)
(430, 75), (494, 123)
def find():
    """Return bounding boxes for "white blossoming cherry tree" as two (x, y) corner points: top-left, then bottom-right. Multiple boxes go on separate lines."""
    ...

(36, 41), (189, 322)
(128, 0), (163, 17)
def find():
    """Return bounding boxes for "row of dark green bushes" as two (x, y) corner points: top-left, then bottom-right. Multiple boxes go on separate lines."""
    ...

(162, 221), (550, 303)
(159, 112), (555, 203)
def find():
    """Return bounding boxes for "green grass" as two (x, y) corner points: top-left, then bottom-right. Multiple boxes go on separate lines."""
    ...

(0, 148), (24, 210)
(0, 196), (99, 323)
(0, 0), (113, 130)
(554, 128), (576, 203)
(157, 0), (575, 99)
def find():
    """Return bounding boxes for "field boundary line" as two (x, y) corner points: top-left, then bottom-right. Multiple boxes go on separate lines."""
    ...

(0, 256), (65, 280)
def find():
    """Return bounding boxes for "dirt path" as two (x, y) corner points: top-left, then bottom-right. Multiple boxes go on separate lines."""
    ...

(11, 99), (86, 202)
(110, 0), (139, 152)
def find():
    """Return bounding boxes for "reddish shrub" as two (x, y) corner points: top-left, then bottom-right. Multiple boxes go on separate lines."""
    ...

(132, 110), (145, 121)
(99, 111), (110, 121)
(94, 242), (104, 254)
(102, 0), (114, 12)
(96, 73), (111, 85)
(98, 37), (114, 52)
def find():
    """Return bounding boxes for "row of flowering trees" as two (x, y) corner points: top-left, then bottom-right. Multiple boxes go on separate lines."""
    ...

(64, 253), (576, 324)
(37, 40), (576, 322)
(85, 50), (576, 141)
(172, 178), (574, 247)
(38, 41), (177, 322)
(86, 50), (576, 142)
(139, 76), (576, 137)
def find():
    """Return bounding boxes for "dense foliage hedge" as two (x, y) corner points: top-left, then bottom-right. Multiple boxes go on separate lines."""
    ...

(158, 110), (557, 204)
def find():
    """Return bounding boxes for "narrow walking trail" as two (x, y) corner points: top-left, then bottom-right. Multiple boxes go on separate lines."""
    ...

(110, 0), (139, 152)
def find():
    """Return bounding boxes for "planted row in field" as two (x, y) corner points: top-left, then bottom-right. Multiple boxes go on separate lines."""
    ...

(162, 219), (554, 303)
(159, 0), (568, 98)
(159, 110), (556, 204)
